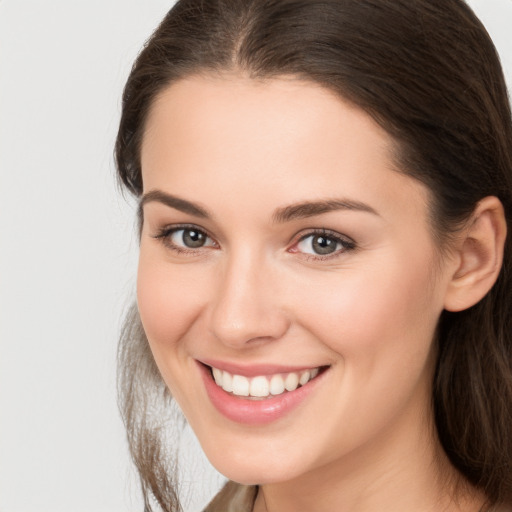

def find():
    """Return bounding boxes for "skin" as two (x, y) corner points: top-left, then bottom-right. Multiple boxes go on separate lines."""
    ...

(137, 75), (489, 512)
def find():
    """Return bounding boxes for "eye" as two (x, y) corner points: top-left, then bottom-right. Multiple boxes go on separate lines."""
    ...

(154, 225), (217, 252)
(293, 230), (355, 258)
(171, 228), (211, 248)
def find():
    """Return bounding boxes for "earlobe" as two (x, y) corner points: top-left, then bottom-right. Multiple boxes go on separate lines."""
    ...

(444, 196), (507, 312)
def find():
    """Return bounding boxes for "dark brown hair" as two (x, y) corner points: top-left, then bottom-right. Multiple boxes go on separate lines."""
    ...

(115, 1), (512, 510)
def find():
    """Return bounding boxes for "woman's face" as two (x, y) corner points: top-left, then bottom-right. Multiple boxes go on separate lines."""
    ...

(138, 75), (456, 485)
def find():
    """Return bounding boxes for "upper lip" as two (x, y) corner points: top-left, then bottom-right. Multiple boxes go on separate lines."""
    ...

(198, 359), (328, 377)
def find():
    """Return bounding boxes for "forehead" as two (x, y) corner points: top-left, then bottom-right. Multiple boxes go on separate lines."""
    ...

(140, 74), (429, 223)
(142, 75), (395, 164)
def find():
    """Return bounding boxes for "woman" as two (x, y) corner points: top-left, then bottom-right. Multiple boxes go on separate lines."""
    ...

(115, 1), (512, 511)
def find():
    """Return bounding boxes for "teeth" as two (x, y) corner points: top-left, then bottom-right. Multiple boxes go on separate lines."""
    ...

(299, 370), (310, 386)
(232, 375), (250, 396)
(212, 367), (223, 385)
(284, 372), (299, 392)
(270, 375), (285, 395)
(250, 376), (269, 397)
(222, 371), (233, 393)
(210, 366), (323, 398)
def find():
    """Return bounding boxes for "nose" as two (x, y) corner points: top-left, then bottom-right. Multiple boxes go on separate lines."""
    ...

(207, 249), (290, 348)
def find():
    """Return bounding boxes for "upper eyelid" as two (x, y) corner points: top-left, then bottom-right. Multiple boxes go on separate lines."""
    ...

(154, 225), (351, 240)
(154, 223), (214, 239)
(292, 228), (355, 244)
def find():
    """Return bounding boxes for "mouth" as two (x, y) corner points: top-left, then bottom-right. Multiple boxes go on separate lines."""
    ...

(208, 364), (326, 400)
(198, 360), (330, 424)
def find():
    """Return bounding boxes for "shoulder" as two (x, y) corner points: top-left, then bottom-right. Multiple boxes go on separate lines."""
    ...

(203, 481), (258, 512)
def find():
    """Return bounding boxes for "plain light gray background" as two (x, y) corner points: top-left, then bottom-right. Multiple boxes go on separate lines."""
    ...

(0, 1), (511, 511)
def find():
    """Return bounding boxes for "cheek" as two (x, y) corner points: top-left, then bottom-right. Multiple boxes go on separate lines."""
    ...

(287, 257), (442, 452)
(136, 250), (207, 350)
(136, 251), (213, 410)
(295, 253), (442, 366)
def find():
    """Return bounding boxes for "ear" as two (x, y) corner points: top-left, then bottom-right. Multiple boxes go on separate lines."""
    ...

(444, 196), (507, 312)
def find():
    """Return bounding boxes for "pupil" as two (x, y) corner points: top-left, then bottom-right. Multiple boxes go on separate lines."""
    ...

(183, 229), (205, 248)
(312, 236), (336, 255)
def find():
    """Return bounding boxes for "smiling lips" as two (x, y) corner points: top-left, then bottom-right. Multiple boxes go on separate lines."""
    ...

(211, 365), (321, 399)
(200, 361), (327, 424)
(197, 360), (330, 426)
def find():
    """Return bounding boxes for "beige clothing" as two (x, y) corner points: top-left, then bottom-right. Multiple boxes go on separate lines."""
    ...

(204, 481), (257, 512)
(204, 483), (512, 512)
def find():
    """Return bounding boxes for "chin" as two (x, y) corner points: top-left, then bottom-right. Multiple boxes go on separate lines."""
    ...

(213, 460), (299, 486)
(201, 437), (311, 486)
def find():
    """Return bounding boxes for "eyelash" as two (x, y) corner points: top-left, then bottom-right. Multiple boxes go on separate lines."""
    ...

(152, 225), (356, 260)
(290, 229), (357, 261)
(153, 224), (218, 255)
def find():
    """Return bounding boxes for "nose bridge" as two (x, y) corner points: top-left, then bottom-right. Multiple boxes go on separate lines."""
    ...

(208, 245), (288, 347)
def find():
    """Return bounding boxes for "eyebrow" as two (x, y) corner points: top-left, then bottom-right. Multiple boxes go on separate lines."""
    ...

(139, 189), (379, 223)
(272, 199), (379, 223)
(139, 190), (211, 220)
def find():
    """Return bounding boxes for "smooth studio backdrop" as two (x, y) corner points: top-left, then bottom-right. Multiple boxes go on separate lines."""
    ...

(0, 1), (511, 511)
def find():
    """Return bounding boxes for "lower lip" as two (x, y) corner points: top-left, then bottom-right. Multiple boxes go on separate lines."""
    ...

(198, 363), (326, 425)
